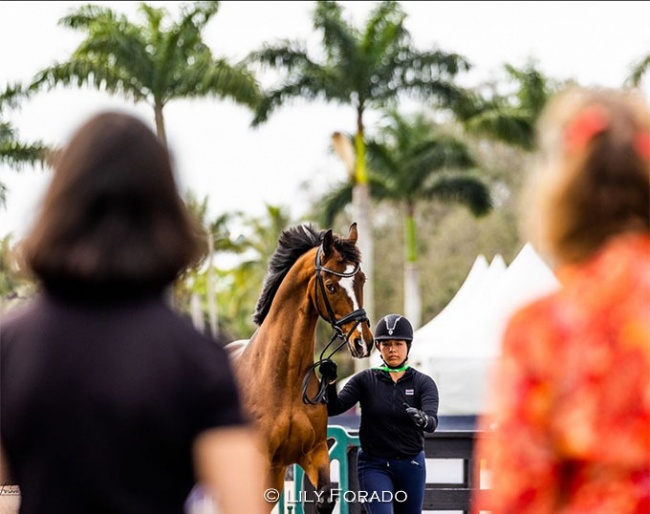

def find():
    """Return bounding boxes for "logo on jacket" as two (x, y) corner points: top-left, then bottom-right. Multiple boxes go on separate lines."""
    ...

(405, 389), (414, 395)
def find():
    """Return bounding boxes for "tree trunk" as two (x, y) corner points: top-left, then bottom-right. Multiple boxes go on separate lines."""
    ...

(206, 232), (219, 338)
(190, 293), (205, 333)
(155, 101), (173, 307)
(353, 108), (373, 373)
(154, 101), (167, 146)
(404, 207), (421, 329)
(353, 182), (373, 319)
(404, 262), (421, 330)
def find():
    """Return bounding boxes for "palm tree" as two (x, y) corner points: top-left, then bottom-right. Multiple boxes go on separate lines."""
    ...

(0, 84), (49, 206)
(0, 233), (36, 312)
(248, 0), (470, 329)
(455, 62), (558, 151)
(322, 111), (491, 328)
(220, 204), (293, 339)
(178, 191), (248, 337)
(30, 1), (259, 145)
(627, 52), (650, 88)
(0, 234), (20, 300)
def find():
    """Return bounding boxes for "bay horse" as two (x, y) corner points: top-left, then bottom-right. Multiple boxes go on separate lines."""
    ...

(228, 223), (373, 513)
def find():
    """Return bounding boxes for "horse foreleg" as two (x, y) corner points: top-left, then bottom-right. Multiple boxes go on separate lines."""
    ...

(300, 442), (336, 514)
(265, 465), (286, 512)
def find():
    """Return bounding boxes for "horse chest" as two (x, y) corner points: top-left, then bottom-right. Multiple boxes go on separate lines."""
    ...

(264, 406), (324, 454)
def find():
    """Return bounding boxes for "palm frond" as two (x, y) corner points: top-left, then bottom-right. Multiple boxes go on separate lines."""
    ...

(0, 141), (49, 170)
(411, 137), (475, 171)
(319, 181), (353, 227)
(58, 4), (120, 29)
(0, 84), (29, 113)
(363, 1), (407, 56)
(248, 43), (313, 72)
(252, 71), (340, 125)
(32, 59), (148, 102)
(627, 53), (650, 87)
(0, 122), (16, 141)
(424, 176), (492, 216)
(374, 78), (466, 108)
(393, 50), (472, 79)
(178, 1), (220, 29)
(366, 140), (398, 177)
(314, 1), (358, 64)
(73, 25), (153, 90)
(185, 58), (259, 107)
(465, 108), (535, 150)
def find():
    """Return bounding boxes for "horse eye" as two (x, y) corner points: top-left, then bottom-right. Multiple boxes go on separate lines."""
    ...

(326, 284), (337, 293)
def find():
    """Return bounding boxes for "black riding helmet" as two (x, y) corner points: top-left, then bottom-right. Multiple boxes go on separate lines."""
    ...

(374, 314), (413, 343)
(374, 314), (413, 369)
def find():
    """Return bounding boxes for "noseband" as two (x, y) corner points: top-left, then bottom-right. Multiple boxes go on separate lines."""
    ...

(302, 244), (369, 405)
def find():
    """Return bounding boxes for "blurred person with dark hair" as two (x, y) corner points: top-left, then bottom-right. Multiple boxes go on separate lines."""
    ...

(0, 111), (266, 514)
(473, 87), (650, 513)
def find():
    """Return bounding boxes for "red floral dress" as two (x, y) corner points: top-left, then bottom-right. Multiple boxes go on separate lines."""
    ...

(473, 233), (650, 514)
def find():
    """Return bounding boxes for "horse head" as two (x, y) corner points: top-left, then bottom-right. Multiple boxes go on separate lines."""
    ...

(312, 223), (373, 358)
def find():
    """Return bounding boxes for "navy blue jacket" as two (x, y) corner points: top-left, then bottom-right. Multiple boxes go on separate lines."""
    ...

(327, 367), (439, 458)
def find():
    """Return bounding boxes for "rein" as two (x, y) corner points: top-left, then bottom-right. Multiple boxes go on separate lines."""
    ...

(302, 245), (368, 405)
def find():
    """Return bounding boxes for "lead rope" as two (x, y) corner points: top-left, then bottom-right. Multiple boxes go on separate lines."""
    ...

(301, 321), (362, 405)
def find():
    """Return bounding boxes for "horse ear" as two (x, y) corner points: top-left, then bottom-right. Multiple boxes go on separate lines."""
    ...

(348, 222), (358, 243)
(322, 229), (334, 259)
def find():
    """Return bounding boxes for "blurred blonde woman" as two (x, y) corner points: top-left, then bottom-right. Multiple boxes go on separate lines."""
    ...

(473, 87), (649, 513)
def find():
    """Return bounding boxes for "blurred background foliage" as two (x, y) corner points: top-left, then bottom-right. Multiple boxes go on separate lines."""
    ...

(1, 0), (647, 377)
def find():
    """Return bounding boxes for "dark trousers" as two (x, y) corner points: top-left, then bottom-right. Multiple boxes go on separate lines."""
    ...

(357, 448), (426, 514)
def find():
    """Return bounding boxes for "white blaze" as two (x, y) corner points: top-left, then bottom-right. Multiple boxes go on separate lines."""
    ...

(339, 265), (366, 348)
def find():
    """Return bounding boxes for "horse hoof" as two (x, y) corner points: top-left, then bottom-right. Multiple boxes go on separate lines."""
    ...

(316, 486), (336, 514)
(316, 497), (336, 514)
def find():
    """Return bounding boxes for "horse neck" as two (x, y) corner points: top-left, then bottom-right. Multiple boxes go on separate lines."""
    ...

(256, 255), (319, 376)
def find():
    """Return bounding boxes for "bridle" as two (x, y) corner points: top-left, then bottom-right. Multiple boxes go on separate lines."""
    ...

(314, 245), (369, 341)
(302, 244), (369, 405)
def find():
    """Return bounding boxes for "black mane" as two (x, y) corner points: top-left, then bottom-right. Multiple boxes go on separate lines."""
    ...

(253, 224), (360, 325)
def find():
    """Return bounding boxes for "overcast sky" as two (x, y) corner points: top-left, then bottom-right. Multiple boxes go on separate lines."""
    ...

(1, 1), (648, 239)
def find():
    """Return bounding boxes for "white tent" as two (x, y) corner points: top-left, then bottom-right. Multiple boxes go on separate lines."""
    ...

(408, 254), (490, 350)
(404, 243), (560, 415)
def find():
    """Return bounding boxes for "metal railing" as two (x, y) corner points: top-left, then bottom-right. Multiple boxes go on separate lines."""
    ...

(279, 425), (486, 514)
